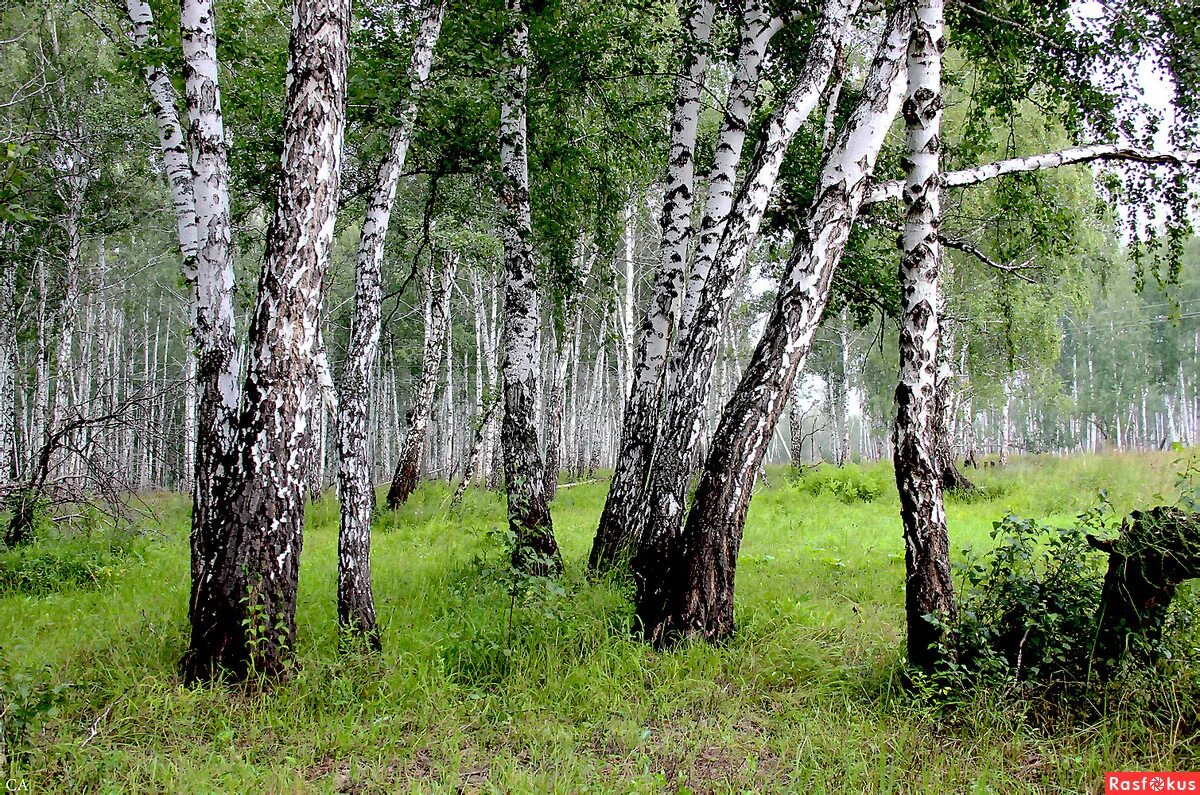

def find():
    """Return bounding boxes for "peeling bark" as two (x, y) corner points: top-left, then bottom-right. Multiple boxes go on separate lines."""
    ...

(184, 0), (352, 682)
(634, 7), (910, 646)
(590, 0), (715, 573)
(634, 0), (863, 622)
(498, 0), (561, 576)
(891, 0), (956, 671)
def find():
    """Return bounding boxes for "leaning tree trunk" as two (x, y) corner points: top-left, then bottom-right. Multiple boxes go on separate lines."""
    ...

(588, 0), (715, 573)
(634, 0), (860, 620)
(680, 0), (781, 331)
(385, 251), (457, 509)
(452, 392), (500, 506)
(1088, 507), (1200, 680)
(497, 0), (561, 576)
(633, 8), (910, 646)
(337, 0), (445, 645)
(177, 0), (243, 656)
(183, 0), (351, 682)
(892, 0), (957, 672)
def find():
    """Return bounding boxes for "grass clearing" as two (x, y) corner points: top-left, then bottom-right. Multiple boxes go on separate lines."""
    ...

(1, 451), (1197, 792)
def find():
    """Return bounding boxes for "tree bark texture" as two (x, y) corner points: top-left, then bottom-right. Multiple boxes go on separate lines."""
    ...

(337, 0), (445, 644)
(634, 0), (862, 622)
(178, 0), (243, 657)
(633, 7), (910, 646)
(589, 0), (715, 573)
(891, 0), (957, 671)
(498, 0), (561, 576)
(386, 251), (458, 509)
(680, 0), (781, 331)
(184, 0), (351, 682)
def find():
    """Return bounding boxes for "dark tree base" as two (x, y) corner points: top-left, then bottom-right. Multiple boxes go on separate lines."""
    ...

(385, 459), (420, 510)
(1088, 506), (1200, 679)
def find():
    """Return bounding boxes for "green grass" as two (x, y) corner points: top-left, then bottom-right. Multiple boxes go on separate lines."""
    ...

(1, 452), (1197, 792)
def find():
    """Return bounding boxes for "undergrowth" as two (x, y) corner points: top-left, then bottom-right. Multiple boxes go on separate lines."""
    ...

(1, 452), (1197, 791)
(0, 504), (141, 595)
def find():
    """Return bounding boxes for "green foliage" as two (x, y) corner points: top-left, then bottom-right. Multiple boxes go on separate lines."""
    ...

(2, 456), (1198, 789)
(947, 455), (1200, 691)
(0, 653), (70, 766)
(0, 525), (139, 596)
(949, 502), (1112, 684)
(789, 463), (890, 503)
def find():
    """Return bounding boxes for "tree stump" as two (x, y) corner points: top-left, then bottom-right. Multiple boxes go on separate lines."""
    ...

(1088, 506), (1200, 679)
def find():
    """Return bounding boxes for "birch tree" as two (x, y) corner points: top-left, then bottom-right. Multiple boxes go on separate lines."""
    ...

(634, 6), (911, 645)
(184, 0), (352, 682)
(497, 0), (561, 576)
(386, 250), (457, 508)
(176, 0), (243, 651)
(632, 0), (862, 602)
(338, 0), (445, 644)
(589, 0), (715, 571)
(890, 0), (956, 670)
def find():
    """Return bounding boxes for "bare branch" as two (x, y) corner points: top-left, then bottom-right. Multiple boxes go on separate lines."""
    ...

(867, 145), (1200, 205)
(862, 215), (1041, 283)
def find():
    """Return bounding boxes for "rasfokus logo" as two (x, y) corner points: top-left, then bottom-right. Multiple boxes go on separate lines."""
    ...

(1107, 773), (1200, 793)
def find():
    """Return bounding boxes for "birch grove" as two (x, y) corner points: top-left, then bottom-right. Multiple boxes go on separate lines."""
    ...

(1, 0), (1198, 690)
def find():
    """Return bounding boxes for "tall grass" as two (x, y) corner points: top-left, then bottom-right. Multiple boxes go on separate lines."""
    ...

(0, 452), (1195, 792)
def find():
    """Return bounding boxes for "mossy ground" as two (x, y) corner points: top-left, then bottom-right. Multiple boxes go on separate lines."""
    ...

(1, 451), (1196, 792)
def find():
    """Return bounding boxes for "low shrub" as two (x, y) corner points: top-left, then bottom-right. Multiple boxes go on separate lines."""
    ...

(949, 505), (1110, 683)
(943, 474), (1200, 694)
(0, 654), (70, 765)
(0, 526), (139, 595)
(790, 464), (890, 503)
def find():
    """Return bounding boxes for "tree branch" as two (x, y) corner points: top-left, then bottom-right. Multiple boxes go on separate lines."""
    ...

(866, 145), (1200, 205)
(862, 216), (1040, 283)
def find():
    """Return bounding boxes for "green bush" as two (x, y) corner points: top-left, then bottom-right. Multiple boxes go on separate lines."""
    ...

(945, 480), (1014, 503)
(0, 527), (139, 595)
(946, 488), (1200, 689)
(949, 505), (1110, 684)
(790, 464), (889, 503)
(0, 654), (70, 764)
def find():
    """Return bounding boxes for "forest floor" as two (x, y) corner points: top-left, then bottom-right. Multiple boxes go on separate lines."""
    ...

(1, 451), (1198, 792)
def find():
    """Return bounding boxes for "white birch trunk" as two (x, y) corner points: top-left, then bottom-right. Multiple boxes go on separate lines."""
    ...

(333, 0), (444, 642)
(891, 0), (956, 669)
(589, 0), (715, 570)
(185, 0), (352, 681)
(497, 0), (561, 574)
(632, 7), (910, 645)
(681, 0), (782, 330)
(179, 0), (243, 626)
(639, 0), (861, 567)
(387, 251), (457, 507)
